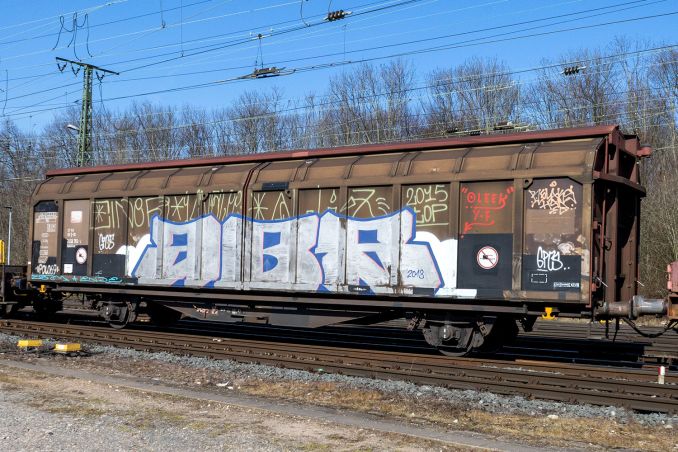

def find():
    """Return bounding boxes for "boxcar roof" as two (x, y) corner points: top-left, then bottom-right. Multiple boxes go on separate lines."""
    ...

(46, 125), (623, 177)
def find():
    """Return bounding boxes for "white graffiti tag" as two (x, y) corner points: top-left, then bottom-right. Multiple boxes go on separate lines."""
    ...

(536, 246), (564, 272)
(528, 180), (577, 215)
(98, 233), (116, 251)
(35, 264), (59, 275)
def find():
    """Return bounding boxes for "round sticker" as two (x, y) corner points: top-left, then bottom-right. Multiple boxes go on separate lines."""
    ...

(75, 247), (88, 264)
(476, 246), (498, 270)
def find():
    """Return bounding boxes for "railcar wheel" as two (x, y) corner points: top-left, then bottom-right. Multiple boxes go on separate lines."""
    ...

(437, 340), (476, 357)
(102, 301), (137, 329)
(423, 322), (479, 357)
(423, 316), (517, 356)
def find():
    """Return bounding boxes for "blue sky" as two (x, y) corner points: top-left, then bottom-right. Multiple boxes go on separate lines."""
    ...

(0, 0), (676, 132)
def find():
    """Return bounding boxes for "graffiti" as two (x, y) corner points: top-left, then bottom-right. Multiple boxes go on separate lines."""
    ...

(129, 197), (163, 229)
(528, 180), (577, 215)
(165, 194), (200, 222)
(404, 184), (449, 227)
(536, 246), (564, 272)
(31, 274), (122, 284)
(461, 185), (514, 233)
(93, 199), (127, 230)
(98, 233), (116, 251)
(346, 187), (390, 218)
(207, 191), (242, 220)
(251, 192), (268, 220)
(35, 264), (59, 275)
(406, 269), (426, 279)
(302, 188), (338, 214)
(129, 207), (473, 296)
(249, 191), (292, 221)
(195, 306), (221, 316)
(272, 192), (291, 219)
(78, 275), (123, 284)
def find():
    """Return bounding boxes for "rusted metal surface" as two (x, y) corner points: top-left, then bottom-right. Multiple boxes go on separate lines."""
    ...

(667, 262), (678, 320)
(28, 126), (649, 321)
(668, 262), (678, 292)
(44, 125), (621, 177)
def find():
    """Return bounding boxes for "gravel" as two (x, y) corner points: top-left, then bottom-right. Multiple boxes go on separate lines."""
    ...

(0, 388), (284, 452)
(1, 332), (675, 427)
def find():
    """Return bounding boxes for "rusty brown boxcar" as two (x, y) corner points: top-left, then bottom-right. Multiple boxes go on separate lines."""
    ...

(21, 125), (668, 354)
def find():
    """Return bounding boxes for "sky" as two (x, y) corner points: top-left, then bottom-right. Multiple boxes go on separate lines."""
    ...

(0, 0), (676, 132)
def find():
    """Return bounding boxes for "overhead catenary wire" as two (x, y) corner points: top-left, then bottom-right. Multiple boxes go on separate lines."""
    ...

(0, 0), (657, 78)
(116, 0), (427, 73)
(3, 48), (676, 136)
(0, 2), (676, 134)
(6, 41), (674, 125)
(89, 0), (654, 75)
(3, 46), (672, 135)
(0, 0), (430, 115)
(2, 7), (678, 123)
(0, 0), (658, 94)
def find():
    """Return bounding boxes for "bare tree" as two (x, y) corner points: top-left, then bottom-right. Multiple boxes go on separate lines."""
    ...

(524, 49), (620, 128)
(179, 105), (213, 158)
(424, 57), (520, 135)
(321, 60), (417, 146)
(635, 46), (678, 296)
(0, 119), (44, 265)
(222, 88), (290, 154)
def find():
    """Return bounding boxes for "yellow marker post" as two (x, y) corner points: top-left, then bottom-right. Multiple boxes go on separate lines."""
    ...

(0, 240), (5, 265)
(54, 343), (81, 353)
(17, 339), (43, 348)
(542, 307), (557, 320)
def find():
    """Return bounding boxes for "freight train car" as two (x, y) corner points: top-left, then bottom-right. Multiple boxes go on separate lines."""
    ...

(15, 125), (671, 355)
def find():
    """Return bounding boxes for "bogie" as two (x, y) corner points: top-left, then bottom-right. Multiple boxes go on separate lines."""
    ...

(422, 315), (520, 356)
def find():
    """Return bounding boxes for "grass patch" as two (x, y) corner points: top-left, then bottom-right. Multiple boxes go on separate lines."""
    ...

(238, 378), (676, 451)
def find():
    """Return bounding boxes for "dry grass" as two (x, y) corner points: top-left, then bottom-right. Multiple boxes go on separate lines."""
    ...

(0, 363), (446, 451)
(2, 356), (676, 451)
(241, 378), (677, 451)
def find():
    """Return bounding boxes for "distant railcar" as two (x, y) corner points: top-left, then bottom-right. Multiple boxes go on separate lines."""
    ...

(14, 125), (670, 355)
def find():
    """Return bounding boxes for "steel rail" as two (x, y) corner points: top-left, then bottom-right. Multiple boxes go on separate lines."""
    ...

(0, 319), (676, 414)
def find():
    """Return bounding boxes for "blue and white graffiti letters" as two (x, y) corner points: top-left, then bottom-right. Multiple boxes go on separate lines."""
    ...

(400, 209), (444, 289)
(294, 215), (324, 286)
(346, 214), (398, 288)
(130, 207), (466, 296)
(250, 218), (295, 283)
(312, 213), (342, 288)
(216, 216), (242, 285)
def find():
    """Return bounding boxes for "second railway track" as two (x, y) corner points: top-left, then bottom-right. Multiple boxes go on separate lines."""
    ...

(0, 319), (676, 414)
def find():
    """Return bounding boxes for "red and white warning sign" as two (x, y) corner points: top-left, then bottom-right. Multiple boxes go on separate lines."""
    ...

(476, 246), (498, 270)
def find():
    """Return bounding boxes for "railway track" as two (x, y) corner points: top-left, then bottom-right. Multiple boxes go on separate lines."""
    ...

(164, 317), (678, 368)
(8, 307), (678, 367)
(512, 321), (677, 365)
(0, 319), (676, 414)
(10, 307), (678, 366)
